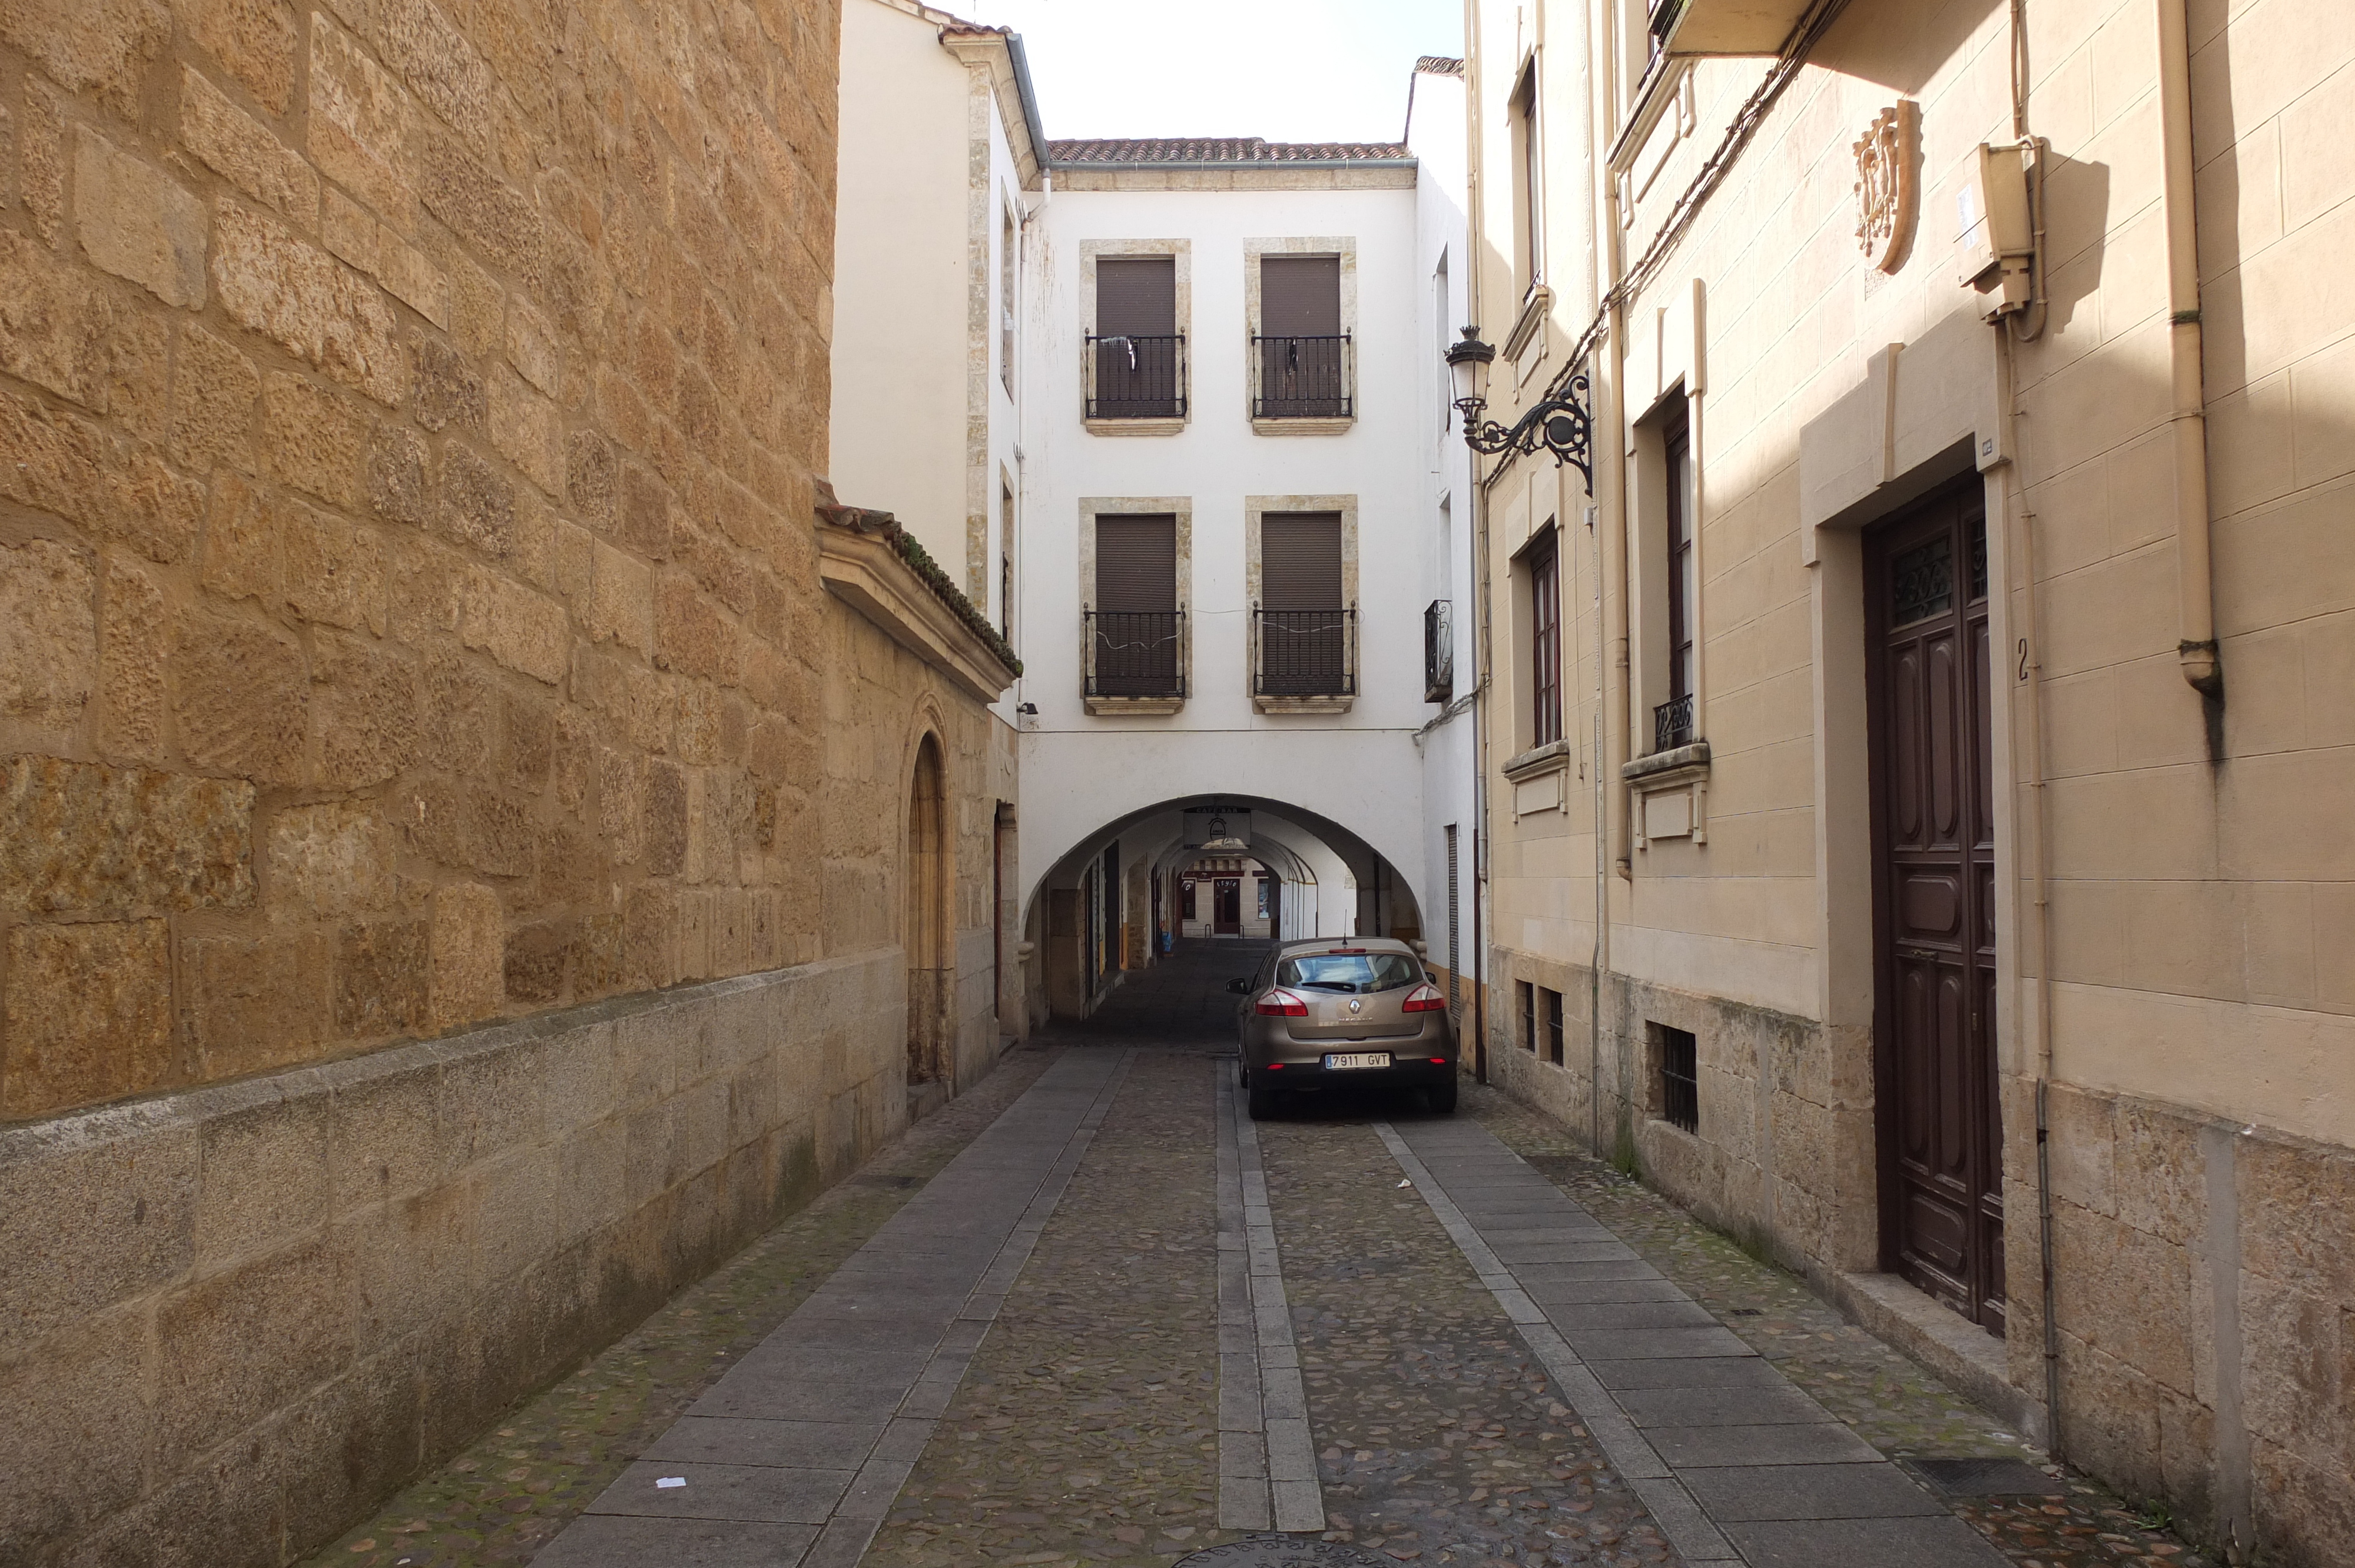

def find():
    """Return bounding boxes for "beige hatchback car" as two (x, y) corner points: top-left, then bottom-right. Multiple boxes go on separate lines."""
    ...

(1227, 936), (1460, 1119)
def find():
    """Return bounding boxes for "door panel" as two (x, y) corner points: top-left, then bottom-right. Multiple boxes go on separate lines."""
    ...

(1870, 483), (2004, 1335)
(1214, 879), (1242, 935)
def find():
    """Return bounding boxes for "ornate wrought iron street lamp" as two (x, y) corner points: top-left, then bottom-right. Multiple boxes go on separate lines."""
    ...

(1445, 327), (1595, 495)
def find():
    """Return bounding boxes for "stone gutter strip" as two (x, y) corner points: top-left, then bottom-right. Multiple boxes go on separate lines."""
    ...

(535, 1049), (1133, 1568)
(1216, 1064), (1327, 1533)
(1375, 1118), (2015, 1568)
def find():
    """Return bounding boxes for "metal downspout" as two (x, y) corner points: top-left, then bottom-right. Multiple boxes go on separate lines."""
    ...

(2157, 0), (2223, 732)
(1466, 0), (1491, 1087)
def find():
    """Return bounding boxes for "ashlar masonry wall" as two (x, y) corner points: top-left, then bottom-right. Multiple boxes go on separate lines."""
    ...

(0, 1), (1019, 1563)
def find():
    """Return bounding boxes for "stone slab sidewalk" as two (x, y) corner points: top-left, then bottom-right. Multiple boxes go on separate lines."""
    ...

(530, 1049), (1132, 1568)
(1380, 1115), (2010, 1568)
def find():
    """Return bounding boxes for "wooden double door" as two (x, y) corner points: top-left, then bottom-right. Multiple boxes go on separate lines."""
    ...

(1213, 879), (1242, 935)
(1868, 482), (2004, 1336)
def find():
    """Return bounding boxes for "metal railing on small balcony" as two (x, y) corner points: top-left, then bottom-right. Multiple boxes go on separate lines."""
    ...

(1424, 599), (1454, 703)
(1253, 334), (1353, 420)
(1085, 333), (1187, 420)
(1654, 692), (1695, 752)
(1253, 604), (1357, 699)
(1084, 609), (1186, 699)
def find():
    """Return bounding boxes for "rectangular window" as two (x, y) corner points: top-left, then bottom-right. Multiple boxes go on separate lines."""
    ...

(1091, 514), (1181, 698)
(1256, 877), (1270, 919)
(1091, 256), (1182, 418)
(1529, 531), (1563, 746)
(1657, 397), (1696, 751)
(1257, 512), (1351, 698)
(1659, 1024), (1699, 1133)
(1512, 69), (1543, 290)
(1183, 879), (1198, 921)
(1517, 980), (1537, 1054)
(1000, 207), (1017, 395)
(1256, 256), (1348, 419)
(1543, 988), (1565, 1065)
(1000, 478), (1016, 642)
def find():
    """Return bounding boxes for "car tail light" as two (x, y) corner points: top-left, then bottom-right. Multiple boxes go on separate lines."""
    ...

(1401, 984), (1446, 1013)
(1255, 989), (1309, 1016)
(1325, 947), (1367, 955)
(1429, 1058), (1449, 1065)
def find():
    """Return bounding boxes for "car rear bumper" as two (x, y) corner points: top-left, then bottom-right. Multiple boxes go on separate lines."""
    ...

(1251, 1054), (1457, 1092)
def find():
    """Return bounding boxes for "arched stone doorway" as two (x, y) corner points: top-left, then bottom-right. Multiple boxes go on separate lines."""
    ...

(905, 735), (950, 1087)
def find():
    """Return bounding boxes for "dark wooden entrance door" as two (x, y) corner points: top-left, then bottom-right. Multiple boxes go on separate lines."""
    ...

(1868, 481), (2003, 1335)
(1213, 879), (1242, 935)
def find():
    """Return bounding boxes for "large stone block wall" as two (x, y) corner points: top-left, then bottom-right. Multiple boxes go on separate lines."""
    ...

(0, 954), (907, 1566)
(0, 0), (868, 1121)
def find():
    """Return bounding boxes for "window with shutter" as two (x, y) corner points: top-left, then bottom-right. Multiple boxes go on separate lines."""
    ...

(1090, 514), (1180, 697)
(1258, 513), (1349, 696)
(1257, 257), (1348, 419)
(1092, 257), (1182, 418)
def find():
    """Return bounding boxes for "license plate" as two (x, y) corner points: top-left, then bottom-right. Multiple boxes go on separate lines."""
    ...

(1322, 1052), (1392, 1070)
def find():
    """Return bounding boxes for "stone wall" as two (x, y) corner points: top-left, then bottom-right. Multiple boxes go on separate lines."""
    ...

(0, 0), (850, 1117)
(0, 954), (907, 1565)
(0, 0), (1028, 1562)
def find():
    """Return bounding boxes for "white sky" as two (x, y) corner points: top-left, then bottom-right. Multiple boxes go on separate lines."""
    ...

(951, 0), (1466, 146)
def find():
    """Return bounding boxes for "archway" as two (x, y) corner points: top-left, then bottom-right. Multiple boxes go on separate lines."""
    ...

(904, 735), (950, 1085)
(1026, 794), (1426, 1022)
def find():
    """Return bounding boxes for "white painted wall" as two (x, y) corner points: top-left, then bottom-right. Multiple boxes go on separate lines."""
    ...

(1407, 68), (1481, 985)
(830, 0), (968, 563)
(1011, 175), (1439, 922)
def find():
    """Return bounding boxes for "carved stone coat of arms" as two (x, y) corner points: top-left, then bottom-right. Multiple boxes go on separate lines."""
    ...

(1853, 101), (1921, 273)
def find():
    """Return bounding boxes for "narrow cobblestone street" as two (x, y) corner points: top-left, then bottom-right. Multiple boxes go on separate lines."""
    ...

(309, 945), (2217, 1568)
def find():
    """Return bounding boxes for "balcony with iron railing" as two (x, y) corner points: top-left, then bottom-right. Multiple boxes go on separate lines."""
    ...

(1085, 333), (1187, 422)
(1084, 609), (1186, 709)
(1653, 692), (1695, 752)
(1424, 599), (1454, 703)
(1253, 603), (1356, 711)
(1252, 334), (1353, 423)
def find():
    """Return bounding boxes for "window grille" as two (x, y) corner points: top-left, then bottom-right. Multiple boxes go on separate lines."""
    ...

(1659, 1025), (1699, 1134)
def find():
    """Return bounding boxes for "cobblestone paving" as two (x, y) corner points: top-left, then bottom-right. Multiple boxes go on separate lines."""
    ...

(1263, 1095), (1676, 1567)
(862, 1047), (1224, 1567)
(1464, 1081), (2214, 1568)
(298, 1047), (1060, 1568)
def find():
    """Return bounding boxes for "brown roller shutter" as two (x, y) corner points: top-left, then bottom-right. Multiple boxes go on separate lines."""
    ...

(1096, 257), (1175, 335)
(1094, 515), (1177, 612)
(1261, 256), (1340, 335)
(1259, 513), (1341, 609)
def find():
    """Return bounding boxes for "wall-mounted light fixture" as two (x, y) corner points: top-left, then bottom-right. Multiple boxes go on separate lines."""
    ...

(1445, 328), (1595, 495)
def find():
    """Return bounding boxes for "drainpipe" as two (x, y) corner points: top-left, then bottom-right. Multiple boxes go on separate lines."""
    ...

(2157, 0), (2223, 727)
(1466, 0), (1491, 1087)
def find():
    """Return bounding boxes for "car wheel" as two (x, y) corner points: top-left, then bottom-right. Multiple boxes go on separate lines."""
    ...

(1246, 1075), (1282, 1121)
(1422, 1078), (1458, 1115)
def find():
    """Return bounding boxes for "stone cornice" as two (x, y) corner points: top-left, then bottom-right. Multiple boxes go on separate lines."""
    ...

(815, 487), (1019, 705)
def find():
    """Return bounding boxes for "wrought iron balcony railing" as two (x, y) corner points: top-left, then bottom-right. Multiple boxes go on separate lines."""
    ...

(1084, 609), (1186, 699)
(1253, 333), (1352, 420)
(1653, 692), (1696, 752)
(1253, 604), (1357, 699)
(1424, 599), (1454, 703)
(1085, 333), (1187, 420)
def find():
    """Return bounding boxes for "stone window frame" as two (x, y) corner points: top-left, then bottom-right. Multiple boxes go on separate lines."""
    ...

(1079, 239), (1191, 437)
(1079, 495), (1192, 716)
(1243, 236), (1358, 436)
(1245, 494), (1358, 715)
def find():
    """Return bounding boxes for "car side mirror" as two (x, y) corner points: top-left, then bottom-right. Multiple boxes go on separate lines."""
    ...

(1226, 978), (1251, 994)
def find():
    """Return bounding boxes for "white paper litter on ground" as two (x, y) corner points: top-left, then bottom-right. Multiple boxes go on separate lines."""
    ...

(655, 1477), (687, 1489)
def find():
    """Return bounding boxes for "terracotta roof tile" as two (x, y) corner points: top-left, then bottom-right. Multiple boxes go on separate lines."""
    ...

(1046, 137), (1411, 166)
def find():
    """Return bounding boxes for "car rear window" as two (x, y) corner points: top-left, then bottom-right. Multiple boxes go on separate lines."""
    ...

(1276, 952), (1421, 994)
